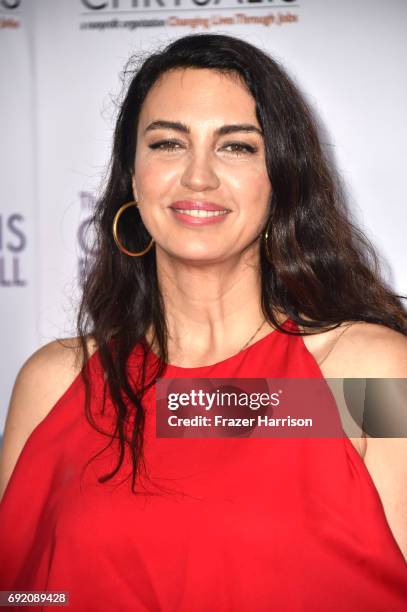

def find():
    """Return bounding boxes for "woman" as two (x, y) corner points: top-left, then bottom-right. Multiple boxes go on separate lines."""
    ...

(0, 33), (406, 611)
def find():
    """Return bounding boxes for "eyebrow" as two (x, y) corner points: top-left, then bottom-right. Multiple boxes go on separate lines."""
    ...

(143, 120), (263, 137)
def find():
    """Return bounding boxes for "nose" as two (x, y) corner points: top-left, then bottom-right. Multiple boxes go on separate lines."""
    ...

(180, 150), (220, 192)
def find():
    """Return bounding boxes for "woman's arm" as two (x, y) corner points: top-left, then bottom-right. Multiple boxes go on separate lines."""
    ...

(316, 322), (407, 560)
(0, 337), (94, 501)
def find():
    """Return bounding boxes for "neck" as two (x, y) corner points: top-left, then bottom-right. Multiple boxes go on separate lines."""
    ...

(147, 245), (284, 367)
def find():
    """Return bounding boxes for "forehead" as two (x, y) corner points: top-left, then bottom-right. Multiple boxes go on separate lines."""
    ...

(138, 67), (259, 127)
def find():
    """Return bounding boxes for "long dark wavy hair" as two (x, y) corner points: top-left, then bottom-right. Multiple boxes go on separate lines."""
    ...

(76, 33), (407, 492)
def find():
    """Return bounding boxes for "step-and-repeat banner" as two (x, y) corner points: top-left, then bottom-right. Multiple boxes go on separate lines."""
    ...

(1, 0), (406, 432)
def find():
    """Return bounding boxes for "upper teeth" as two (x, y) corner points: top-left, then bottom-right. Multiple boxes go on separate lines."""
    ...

(173, 209), (228, 217)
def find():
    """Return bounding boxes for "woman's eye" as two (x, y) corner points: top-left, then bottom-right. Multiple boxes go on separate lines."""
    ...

(222, 143), (257, 155)
(149, 140), (183, 152)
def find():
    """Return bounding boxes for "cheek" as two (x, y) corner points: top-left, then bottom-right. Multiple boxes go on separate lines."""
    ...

(249, 165), (272, 201)
(228, 166), (271, 207)
(134, 158), (176, 198)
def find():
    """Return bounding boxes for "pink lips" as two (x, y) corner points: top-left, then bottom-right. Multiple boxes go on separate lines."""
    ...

(169, 200), (231, 226)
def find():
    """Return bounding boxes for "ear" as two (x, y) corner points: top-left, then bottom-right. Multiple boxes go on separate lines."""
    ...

(131, 174), (138, 201)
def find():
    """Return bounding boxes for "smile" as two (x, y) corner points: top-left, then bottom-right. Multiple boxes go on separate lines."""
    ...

(169, 207), (231, 226)
(171, 209), (229, 218)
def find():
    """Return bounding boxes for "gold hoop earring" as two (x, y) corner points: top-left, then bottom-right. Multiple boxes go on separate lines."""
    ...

(112, 201), (154, 257)
(263, 217), (273, 263)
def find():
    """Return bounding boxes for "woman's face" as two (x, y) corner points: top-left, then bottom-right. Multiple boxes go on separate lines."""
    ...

(133, 67), (271, 263)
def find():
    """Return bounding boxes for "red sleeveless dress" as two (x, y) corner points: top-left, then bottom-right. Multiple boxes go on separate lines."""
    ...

(0, 319), (406, 611)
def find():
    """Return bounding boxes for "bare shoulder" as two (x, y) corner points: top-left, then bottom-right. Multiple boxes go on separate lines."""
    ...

(301, 321), (407, 377)
(0, 335), (98, 500)
(7, 335), (98, 427)
(300, 320), (407, 460)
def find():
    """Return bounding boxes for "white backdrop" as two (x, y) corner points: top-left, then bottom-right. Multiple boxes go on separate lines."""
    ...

(1, 0), (406, 433)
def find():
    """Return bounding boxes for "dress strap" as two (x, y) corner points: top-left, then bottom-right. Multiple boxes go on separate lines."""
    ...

(317, 321), (357, 367)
